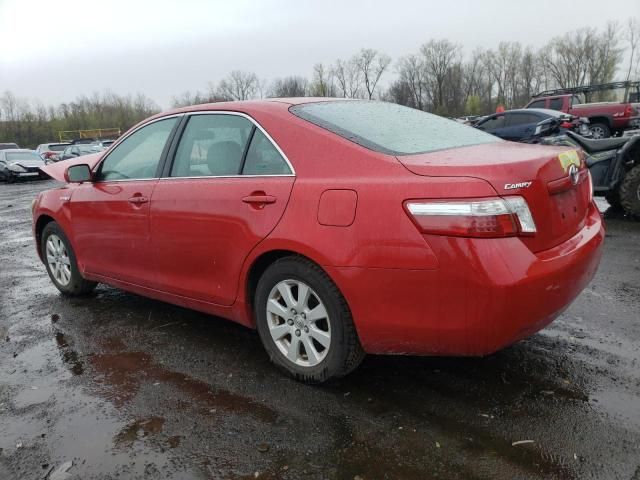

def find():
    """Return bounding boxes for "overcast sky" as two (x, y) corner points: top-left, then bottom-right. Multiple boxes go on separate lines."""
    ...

(0, 0), (637, 108)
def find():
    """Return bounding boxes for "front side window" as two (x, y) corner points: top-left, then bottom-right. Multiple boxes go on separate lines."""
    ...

(242, 129), (291, 175)
(291, 101), (498, 156)
(170, 115), (252, 177)
(97, 117), (177, 181)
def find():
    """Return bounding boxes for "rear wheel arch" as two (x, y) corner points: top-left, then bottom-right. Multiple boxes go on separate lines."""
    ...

(246, 250), (338, 314)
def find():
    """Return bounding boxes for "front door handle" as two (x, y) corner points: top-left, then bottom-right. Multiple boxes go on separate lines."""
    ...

(242, 194), (276, 205)
(128, 195), (149, 204)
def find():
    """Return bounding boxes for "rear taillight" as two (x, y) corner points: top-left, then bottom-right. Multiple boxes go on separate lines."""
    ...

(560, 121), (574, 129)
(405, 196), (537, 238)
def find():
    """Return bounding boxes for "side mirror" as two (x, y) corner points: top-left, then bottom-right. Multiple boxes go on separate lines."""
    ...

(65, 164), (92, 183)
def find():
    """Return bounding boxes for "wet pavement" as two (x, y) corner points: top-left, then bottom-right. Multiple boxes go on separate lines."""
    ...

(1, 179), (639, 480)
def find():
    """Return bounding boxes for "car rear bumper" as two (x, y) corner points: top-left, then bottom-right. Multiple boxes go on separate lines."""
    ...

(328, 202), (604, 356)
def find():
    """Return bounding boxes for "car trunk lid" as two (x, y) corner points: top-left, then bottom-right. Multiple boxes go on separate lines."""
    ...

(396, 142), (591, 253)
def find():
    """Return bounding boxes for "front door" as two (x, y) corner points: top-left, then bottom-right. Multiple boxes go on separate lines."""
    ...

(149, 113), (295, 305)
(71, 117), (179, 285)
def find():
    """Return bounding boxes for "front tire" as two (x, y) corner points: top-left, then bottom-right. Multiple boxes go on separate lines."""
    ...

(41, 222), (97, 295)
(619, 165), (640, 217)
(254, 256), (364, 383)
(590, 122), (611, 139)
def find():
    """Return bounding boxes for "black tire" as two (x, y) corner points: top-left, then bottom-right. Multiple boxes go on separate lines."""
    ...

(605, 191), (623, 210)
(619, 165), (640, 217)
(41, 222), (97, 295)
(589, 122), (611, 139)
(254, 256), (365, 383)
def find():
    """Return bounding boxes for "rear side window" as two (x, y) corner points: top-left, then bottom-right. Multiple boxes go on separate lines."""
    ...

(548, 98), (563, 111)
(171, 114), (253, 177)
(242, 130), (291, 175)
(506, 113), (540, 126)
(290, 101), (498, 155)
(527, 100), (545, 109)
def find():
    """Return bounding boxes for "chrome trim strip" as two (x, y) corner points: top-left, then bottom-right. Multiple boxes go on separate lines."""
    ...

(158, 174), (295, 181)
(93, 110), (296, 184)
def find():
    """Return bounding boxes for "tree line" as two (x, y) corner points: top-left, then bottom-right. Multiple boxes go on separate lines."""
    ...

(2, 19), (638, 148)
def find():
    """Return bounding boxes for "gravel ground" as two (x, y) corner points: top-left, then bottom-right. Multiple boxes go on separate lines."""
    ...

(0, 179), (639, 480)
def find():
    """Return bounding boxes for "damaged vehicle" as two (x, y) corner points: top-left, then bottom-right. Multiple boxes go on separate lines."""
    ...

(32, 99), (604, 382)
(0, 149), (48, 182)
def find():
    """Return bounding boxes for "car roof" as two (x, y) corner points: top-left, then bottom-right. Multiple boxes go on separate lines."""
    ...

(164, 97), (352, 116)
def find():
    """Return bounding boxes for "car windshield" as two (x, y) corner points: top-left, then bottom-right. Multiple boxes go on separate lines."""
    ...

(6, 152), (42, 161)
(49, 144), (68, 151)
(290, 101), (500, 155)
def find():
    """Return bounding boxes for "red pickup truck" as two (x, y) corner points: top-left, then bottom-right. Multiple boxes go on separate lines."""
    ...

(525, 82), (640, 138)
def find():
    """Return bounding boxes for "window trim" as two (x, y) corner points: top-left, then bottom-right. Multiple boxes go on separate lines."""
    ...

(92, 113), (185, 183)
(161, 111), (295, 180)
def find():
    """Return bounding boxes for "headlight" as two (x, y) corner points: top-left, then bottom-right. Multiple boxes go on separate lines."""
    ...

(8, 164), (27, 172)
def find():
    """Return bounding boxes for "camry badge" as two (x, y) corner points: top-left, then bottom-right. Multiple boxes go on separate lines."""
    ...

(568, 164), (579, 186)
(504, 181), (532, 190)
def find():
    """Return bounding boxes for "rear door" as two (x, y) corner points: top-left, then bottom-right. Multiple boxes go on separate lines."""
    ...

(149, 113), (295, 305)
(70, 116), (179, 284)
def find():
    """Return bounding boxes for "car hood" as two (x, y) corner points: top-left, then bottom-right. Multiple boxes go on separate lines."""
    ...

(40, 152), (104, 182)
(9, 159), (45, 168)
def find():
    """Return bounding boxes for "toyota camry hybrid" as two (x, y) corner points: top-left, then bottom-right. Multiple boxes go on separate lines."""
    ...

(32, 99), (604, 382)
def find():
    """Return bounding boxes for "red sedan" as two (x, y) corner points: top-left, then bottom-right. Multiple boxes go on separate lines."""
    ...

(33, 99), (604, 382)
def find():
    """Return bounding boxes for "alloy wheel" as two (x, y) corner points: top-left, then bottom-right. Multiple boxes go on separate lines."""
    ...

(46, 234), (71, 286)
(266, 279), (331, 367)
(590, 126), (606, 139)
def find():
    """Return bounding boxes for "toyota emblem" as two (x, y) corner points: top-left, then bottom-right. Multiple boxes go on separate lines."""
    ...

(568, 164), (579, 186)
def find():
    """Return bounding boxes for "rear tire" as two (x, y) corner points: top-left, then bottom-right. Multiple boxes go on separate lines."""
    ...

(619, 165), (640, 217)
(41, 222), (97, 296)
(590, 122), (611, 139)
(605, 191), (623, 210)
(254, 256), (364, 383)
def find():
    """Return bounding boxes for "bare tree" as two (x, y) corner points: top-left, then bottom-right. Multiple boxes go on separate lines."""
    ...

(269, 76), (308, 97)
(216, 70), (259, 101)
(355, 48), (391, 100)
(541, 25), (621, 89)
(397, 54), (428, 110)
(309, 63), (335, 97)
(420, 39), (461, 111)
(625, 18), (640, 81)
(332, 58), (362, 98)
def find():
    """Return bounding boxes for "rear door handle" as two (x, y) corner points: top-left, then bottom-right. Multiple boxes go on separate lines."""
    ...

(128, 196), (149, 204)
(242, 195), (276, 205)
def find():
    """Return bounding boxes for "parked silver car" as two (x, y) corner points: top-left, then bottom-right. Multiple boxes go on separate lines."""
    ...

(0, 149), (47, 182)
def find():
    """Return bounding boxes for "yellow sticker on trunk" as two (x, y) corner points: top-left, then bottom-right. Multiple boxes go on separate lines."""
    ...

(558, 150), (580, 173)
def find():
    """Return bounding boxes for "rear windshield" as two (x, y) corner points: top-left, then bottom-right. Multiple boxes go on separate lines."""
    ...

(290, 101), (499, 155)
(6, 152), (41, 161)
